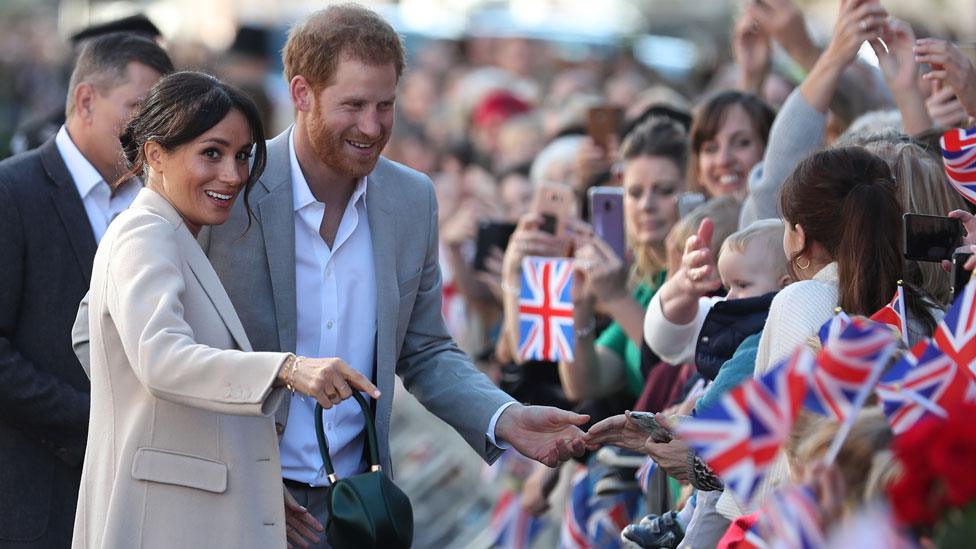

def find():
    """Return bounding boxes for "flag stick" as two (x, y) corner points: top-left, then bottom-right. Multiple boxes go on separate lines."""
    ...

(823, 343), (897, 465)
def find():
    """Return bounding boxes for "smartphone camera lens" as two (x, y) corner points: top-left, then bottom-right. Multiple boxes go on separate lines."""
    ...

(603, 201), (613, 211)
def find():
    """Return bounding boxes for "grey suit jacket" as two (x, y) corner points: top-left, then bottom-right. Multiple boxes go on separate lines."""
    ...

(199, 129), (514, 472)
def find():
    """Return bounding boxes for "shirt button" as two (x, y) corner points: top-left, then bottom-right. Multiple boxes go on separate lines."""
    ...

(325, 266), (333, 277)
(326, 320), (334, 329)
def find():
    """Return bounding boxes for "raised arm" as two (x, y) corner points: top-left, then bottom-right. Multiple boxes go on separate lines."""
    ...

(870, 19), (932, 135)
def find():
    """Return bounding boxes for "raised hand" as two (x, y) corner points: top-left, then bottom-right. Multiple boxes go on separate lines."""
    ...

(926, 84), (971, 129)
(871, 19), (918, 91)
(282, 356), (381, 409)
(915, 38), (976, 120)
(495, 404), (590, 467)
(675, 217), (723, 300)
(745, 0), (818, 70)
(573, 234), (628, 313)
(733, 12), (772, 95)
(869, 19), (932, 135)
(822, 0), (887, 69)
(502, 213), (569, 280)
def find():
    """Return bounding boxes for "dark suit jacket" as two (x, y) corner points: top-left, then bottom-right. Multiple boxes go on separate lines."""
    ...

(0, 137), (93, 547)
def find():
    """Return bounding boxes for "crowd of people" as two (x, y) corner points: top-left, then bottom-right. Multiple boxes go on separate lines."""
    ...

(4, 0), (976, 548)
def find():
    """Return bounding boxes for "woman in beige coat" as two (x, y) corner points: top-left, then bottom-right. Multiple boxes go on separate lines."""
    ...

(73, 72), (380, 549)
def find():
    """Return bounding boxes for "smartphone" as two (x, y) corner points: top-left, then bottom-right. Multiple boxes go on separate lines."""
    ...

(531, 181), (576, 239)
(473, 220), (517, 272)
(903, 213), (963, 262)
(588, 186), (626, 261)
(627, 411), (673, 443)
(677, 192), (706, 219)
(953, 251), (973, 298)
(587, 105), (623, 151)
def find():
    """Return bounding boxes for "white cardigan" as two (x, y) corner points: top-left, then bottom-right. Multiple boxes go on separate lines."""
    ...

(753, 262), (839, 378)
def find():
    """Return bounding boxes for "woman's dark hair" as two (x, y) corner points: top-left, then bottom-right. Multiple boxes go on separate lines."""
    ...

(119, 71), (267, 227)
(780, 147), (904, 316)
(689, 90), (775, 194)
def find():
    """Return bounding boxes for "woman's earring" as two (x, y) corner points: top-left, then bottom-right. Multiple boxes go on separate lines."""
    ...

(794, 256), (811, 271)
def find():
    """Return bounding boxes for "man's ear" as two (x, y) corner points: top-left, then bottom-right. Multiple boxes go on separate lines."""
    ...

(74, 83), (97, 123)
(290, 75), (314, 113)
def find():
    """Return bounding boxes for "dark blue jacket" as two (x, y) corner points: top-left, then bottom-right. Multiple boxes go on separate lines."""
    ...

(694, 291), (776, 381)
(0, 137), (92, 547)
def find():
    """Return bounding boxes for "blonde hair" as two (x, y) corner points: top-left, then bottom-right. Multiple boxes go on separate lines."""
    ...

(719, 219), (789, 281)
(794, 408), (893, 509)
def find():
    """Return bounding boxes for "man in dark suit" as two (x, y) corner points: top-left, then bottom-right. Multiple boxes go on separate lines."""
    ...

(0, 33), (172, 547)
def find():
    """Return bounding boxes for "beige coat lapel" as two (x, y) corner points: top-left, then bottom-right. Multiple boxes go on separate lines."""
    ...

(136, 189), (253, 352)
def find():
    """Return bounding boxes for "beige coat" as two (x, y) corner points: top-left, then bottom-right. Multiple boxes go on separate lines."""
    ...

(72, 189), (289, 549)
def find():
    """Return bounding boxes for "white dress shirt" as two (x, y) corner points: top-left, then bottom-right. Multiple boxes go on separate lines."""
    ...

(279, 131), (513, 486)
(55, 126), (139, 243)
(279, 131), (378, 485)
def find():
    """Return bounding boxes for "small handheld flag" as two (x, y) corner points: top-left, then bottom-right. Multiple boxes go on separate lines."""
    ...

(804, 317), (897, 422)
(869, 282), (908, 346)
(877, 339), (976, 435)
(933, 275), (976, 378)
(675, 347), (814, 506)
(941, 127), (976, 206)
(517, 257), (575, 362)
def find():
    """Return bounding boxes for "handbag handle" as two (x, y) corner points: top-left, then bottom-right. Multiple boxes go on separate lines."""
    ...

(314, 392), (381, 483)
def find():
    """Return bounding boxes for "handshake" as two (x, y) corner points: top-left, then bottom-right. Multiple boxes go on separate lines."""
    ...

(494, 402), (690, 470)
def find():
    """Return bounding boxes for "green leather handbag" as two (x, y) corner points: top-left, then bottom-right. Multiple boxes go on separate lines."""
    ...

(315, 393), (413, 548)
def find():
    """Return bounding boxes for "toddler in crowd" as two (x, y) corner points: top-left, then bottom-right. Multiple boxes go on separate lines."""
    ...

(645, 218), (791, 373)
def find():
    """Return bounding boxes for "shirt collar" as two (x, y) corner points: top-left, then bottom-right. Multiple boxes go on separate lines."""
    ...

(55, 125), (105, 199)
(288, 128), (368, 213)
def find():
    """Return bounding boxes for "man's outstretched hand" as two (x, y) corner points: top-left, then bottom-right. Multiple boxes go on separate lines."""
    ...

(495, 404), (589, 467)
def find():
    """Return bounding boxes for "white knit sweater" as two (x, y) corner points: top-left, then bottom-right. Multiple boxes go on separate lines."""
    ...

(753, 262), (840, 377)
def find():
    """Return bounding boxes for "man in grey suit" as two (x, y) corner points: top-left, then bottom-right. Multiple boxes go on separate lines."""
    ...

(202, 5), (589, 546)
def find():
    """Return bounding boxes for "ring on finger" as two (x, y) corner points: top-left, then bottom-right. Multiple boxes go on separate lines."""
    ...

(859, 19), (868, 31)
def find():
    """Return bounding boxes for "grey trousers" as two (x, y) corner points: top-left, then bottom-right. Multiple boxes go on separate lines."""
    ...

(284, 480), (332, 549)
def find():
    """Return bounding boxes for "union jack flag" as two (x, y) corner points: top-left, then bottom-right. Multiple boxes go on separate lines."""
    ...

(804, 318), (897, 421)
(759, 485), (825, 549)
(817, 308), (850, 346)
(933, 275), (976, 378)
(487, 490), (544, 549)
(518, 257), (575, 362)
(870, 284), (908, 346)
(674, 347), (815, 506)
(559, 466), (638, 549)
(941, 127), (976, 206)
(877, 339), (976, 435)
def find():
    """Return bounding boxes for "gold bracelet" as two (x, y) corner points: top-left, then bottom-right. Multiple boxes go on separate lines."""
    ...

(285, 355), (302, 393)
